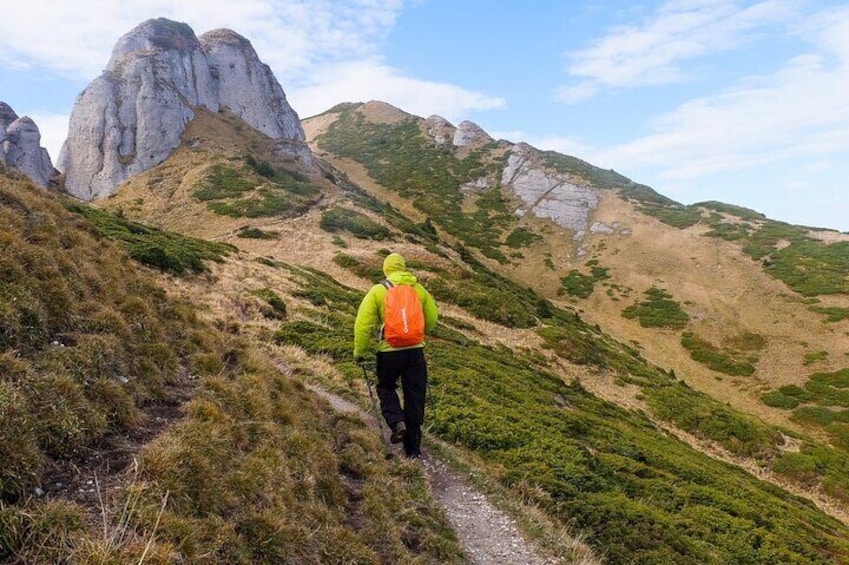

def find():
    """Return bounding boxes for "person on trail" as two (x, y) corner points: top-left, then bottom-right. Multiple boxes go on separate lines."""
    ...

(354, 253), (438, 459)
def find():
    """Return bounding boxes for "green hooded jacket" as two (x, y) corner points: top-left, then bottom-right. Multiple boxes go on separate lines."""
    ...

(353, 253), (438, 358)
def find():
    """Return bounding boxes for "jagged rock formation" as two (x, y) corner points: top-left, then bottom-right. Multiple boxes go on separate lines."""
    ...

(0, 102), (56, 187)
(425, 115), (455, 145)
(453, 120), (492, 147)
(501, 143), (599, 239)
(59, 18), (311, 201)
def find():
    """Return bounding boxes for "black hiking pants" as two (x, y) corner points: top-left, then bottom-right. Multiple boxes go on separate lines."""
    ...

(376, 348), (427, 458)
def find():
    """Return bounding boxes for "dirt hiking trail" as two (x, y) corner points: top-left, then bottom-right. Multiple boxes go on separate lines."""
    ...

(306, 384), (559, 565)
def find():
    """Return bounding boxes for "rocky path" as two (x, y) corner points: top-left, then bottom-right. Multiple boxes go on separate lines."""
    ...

(306, 385), (555, 565)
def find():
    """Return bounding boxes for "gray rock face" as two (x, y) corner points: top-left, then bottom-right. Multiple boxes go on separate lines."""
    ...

(502, 143), (599, 239)
(0, 102), (56, 187)
(59, 18), (310, 201)
(425, 115), (455, 145)
(200, 29), (303, 140)
(453, 120), (492, 147)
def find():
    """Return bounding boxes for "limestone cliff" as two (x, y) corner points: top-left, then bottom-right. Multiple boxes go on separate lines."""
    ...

(59, 18), (310, 201)
(0, 102), (56, 187)
(501, 143), (600, 240)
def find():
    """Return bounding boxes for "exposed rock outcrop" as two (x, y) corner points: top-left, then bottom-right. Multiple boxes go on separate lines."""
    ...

(501, 143), (599, 239)
(425, 115), (455, 145)
(453, 120), (492, 147)
(0, 102), (56, 187)
(59, 18), (310, 201)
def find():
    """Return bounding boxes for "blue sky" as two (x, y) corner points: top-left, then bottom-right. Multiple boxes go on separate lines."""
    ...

(2, 0), (847, 231)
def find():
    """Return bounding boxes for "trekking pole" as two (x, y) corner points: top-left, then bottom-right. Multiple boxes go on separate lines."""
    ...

(361, 364), (394, 460)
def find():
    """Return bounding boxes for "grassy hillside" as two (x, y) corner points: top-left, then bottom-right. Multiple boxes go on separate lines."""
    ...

(308, 101), (849, 452)
(10, 102), (849, 562)
(299, 102), (849, 561)
(273, 251), (849, 563)
(0, 173), (462, 563)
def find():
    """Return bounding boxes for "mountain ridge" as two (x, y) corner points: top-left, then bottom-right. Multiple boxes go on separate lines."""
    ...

(4, 16), (849, 563)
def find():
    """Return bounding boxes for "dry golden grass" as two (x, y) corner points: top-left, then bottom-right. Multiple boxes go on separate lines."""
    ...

(56, 104), (849, 559)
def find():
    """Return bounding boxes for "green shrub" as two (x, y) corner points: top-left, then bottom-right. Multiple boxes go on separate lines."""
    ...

(622, 287), (690, 329)
(193, 164), (256, 200)
(560, 265), (610, 299)
(250, 288), (287, 319)
(319, 207), (392, 240)
(64, 202), (234, 275)
(194, 162), (320, 219)
(810, 306), (849, 322)
(803, 350), (829, 365)
(792, 406), (836, 427)
(638, 204), (703, 228)
(681, 332), (756, 376)
(761, 390), (800, 409)
(237, 226), (278, 239)
(504, 227), (542, 248)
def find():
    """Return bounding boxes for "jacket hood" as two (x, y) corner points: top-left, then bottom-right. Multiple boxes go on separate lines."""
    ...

(383, 253), (417, 284)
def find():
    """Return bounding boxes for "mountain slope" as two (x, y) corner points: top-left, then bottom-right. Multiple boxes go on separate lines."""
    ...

(0, 172), (464, 563)
(80, 103), (849, 562)
(304, 101), (849, 444)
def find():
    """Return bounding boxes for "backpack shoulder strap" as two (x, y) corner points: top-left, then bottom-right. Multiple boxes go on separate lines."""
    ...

(382, 279), (393, 289)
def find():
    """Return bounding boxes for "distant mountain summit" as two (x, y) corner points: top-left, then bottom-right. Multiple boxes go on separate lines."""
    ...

(59, 18), (311, 201)
(0, 102), (56, 187)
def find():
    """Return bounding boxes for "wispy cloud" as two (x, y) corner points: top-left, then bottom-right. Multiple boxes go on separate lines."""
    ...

(0, 0), (404, 81)
(1, 0), (503, 158)
(593, 7), (849, 182)
(557, 0), (796, 104)
(290, 60), (505, 121)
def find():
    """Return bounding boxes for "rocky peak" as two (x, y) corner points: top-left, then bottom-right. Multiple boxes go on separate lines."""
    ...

(107, 18), (202, 70)
(424, 115), (455, 145)
(453, 120), (492, 147)
(199, 29), (304, 141)
(0, 102), (17, 129)
(0, 102), (56, 187)
(59, 18), (310, 201)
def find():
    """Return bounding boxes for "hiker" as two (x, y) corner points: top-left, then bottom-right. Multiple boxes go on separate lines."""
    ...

(354, 253), (438, 458)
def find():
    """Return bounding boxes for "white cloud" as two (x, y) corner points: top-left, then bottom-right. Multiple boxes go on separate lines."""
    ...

(289, 60), (505, 121)
(593, 26), (849, 182)
(0, 0), (405, 80)
(558, 0), (796, 102)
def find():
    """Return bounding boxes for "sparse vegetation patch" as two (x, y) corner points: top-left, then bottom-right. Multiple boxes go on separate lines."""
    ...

(621, 287), (690, 329)
(810, 306), (849, 322)
(504, 226), (542, 248)
(193, 160), (320, 218)
(681, 331), (757, 376)
(319, 207), (392, 240)
(236, 226), (278, 239)
(559, 261), (610, 299)
(63, 202), (233, 275)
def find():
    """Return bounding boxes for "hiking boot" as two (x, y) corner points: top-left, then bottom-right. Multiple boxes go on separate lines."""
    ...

(390, 421), (407, 444)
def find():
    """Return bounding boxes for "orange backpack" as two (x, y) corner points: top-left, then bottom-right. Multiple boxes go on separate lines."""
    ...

(382, 280), (425, 347)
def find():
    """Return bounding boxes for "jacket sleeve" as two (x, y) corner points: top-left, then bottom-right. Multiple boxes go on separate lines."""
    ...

(353, 285), (381, 358)
(420, 285), (439, 334)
